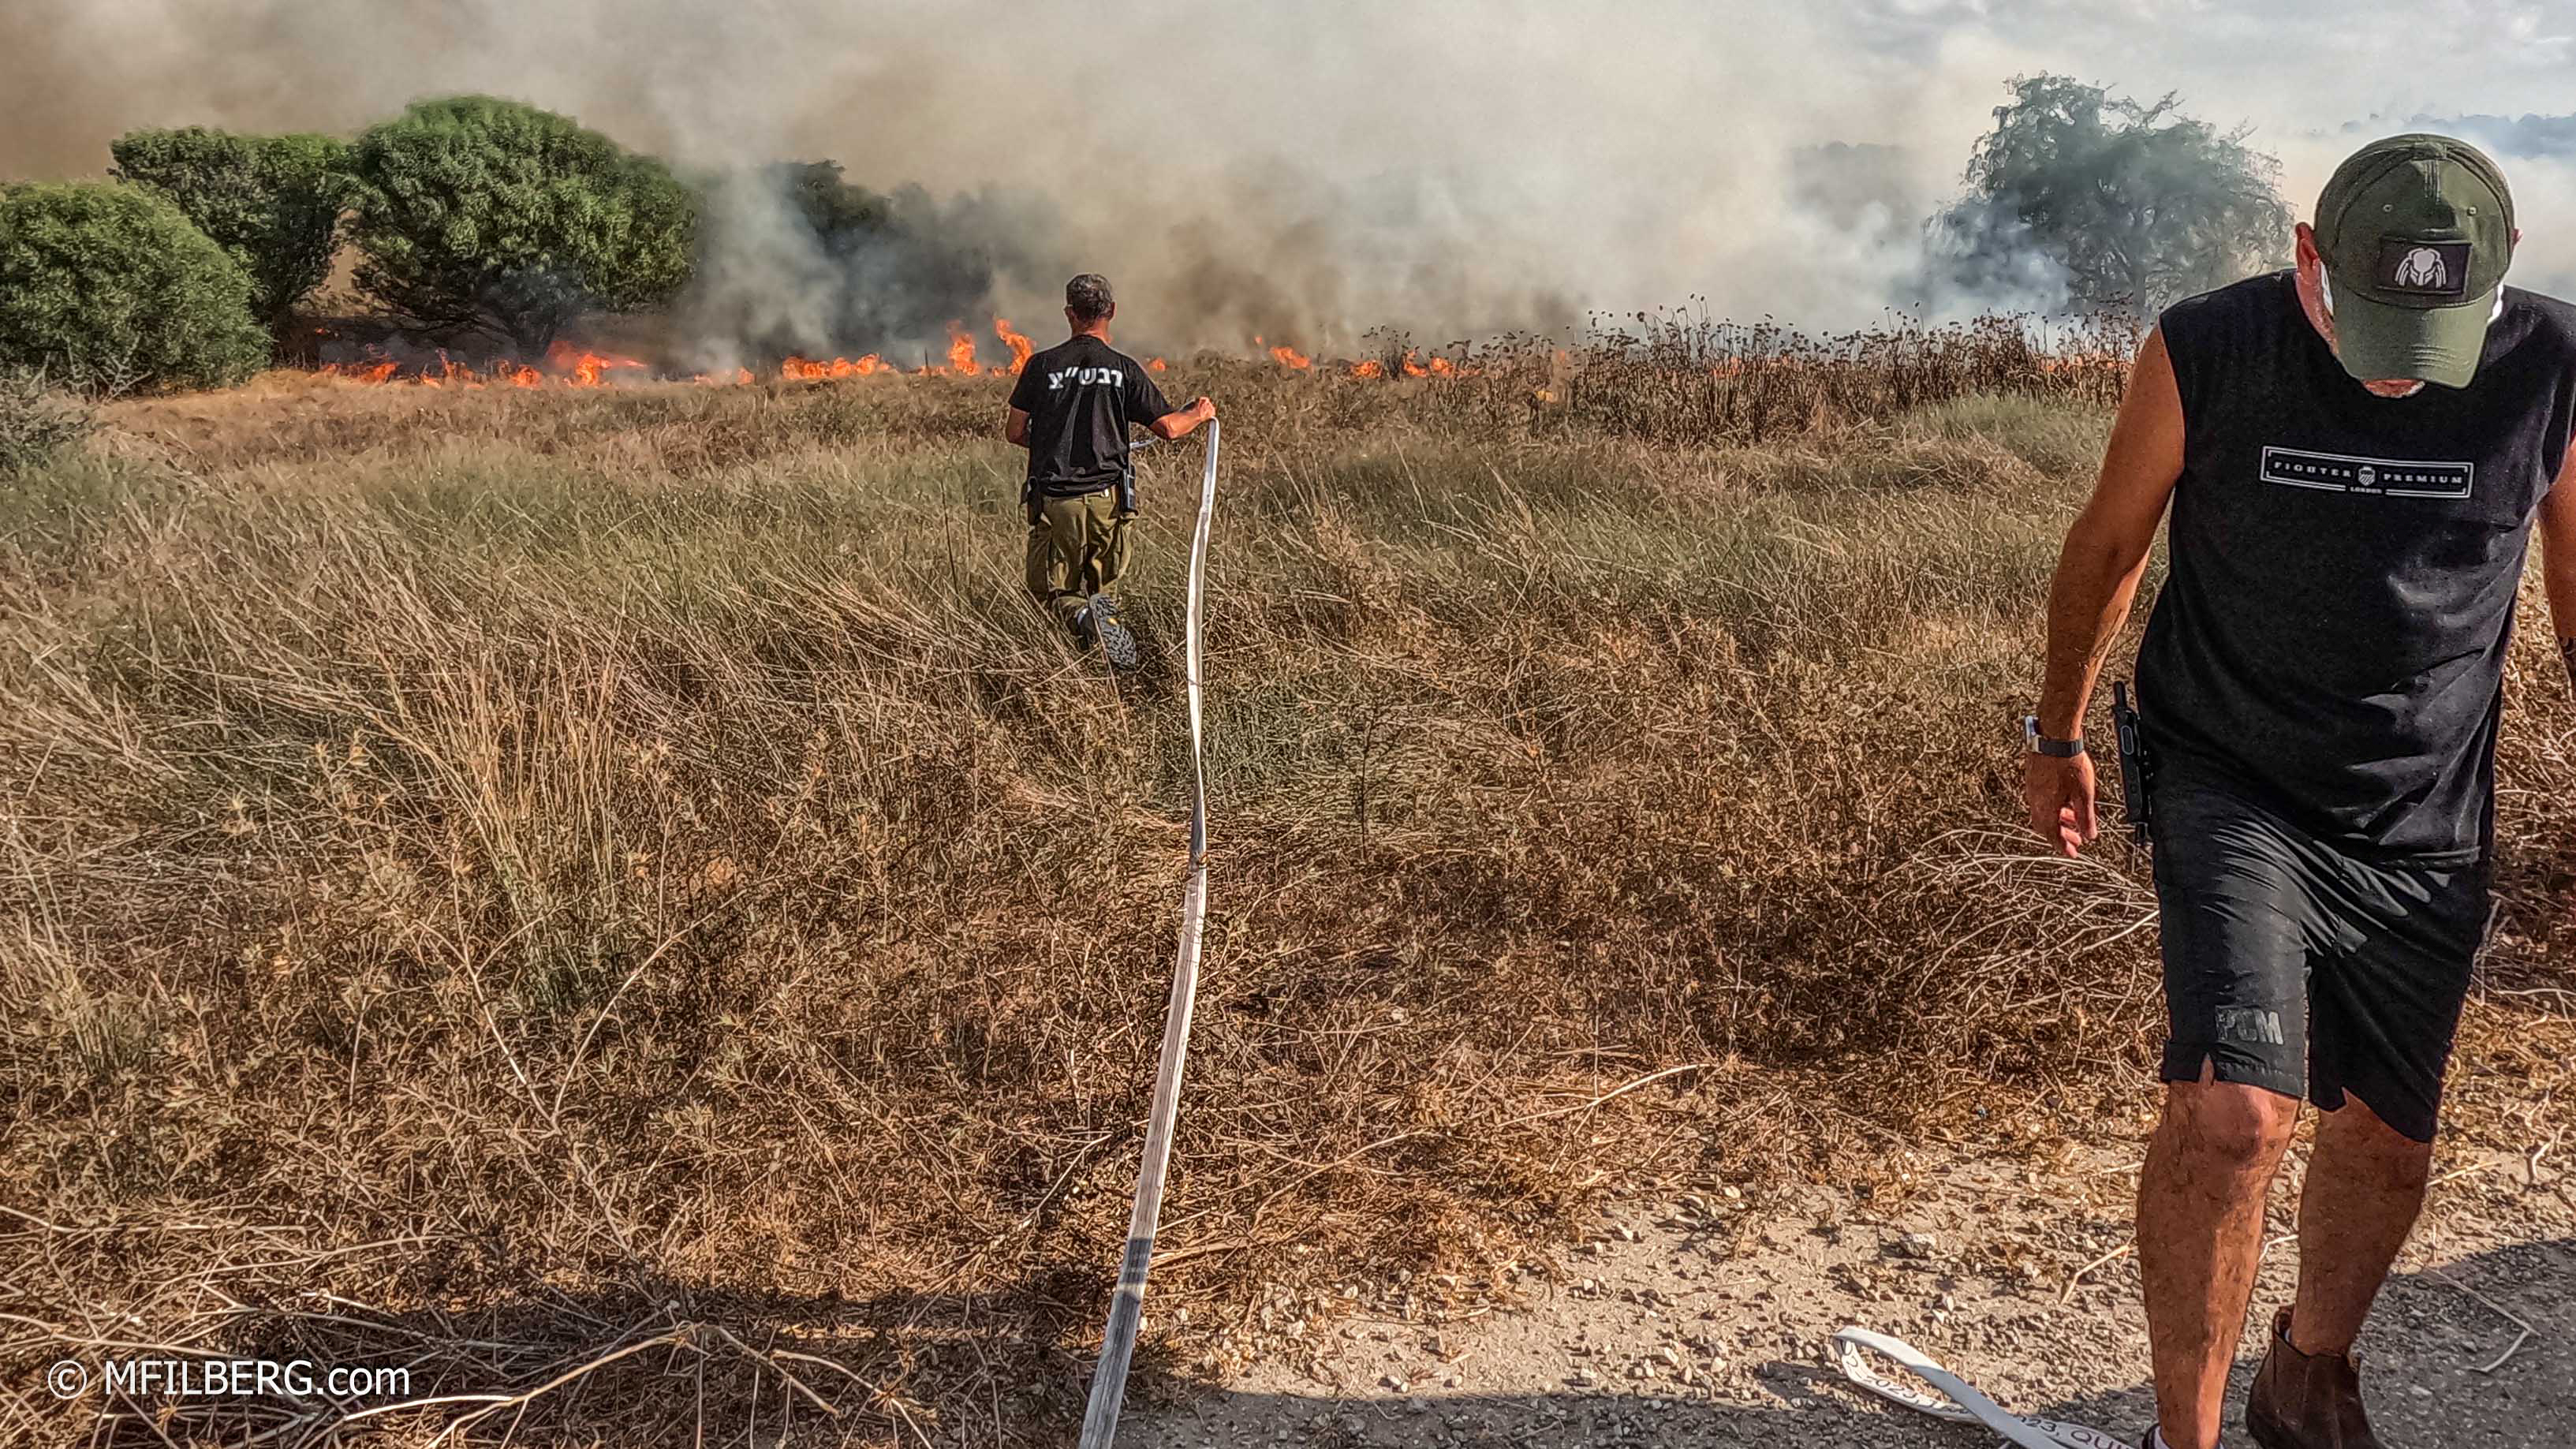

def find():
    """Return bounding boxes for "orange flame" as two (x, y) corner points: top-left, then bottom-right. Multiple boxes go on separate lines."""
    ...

(543, 341), (648, 387)
(314, 327), (1198, 390)
(321, 342), (655, 388)
(1148, 357), (1168, 372)
(1427, 356), (1456, 377)
(782, 354), (888, 379)
(1400, 350), (1428, 378)
(993, 317), (1035, 375)
(1349, 359), (1384, 379)
(322, 359), (402, 384)
(1268, 343), (1312, 370)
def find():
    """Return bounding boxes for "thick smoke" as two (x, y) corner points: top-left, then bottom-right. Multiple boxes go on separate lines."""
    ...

(677, 164), (1052, 372)
(1790, 142), (2071, 316)
(9, 0), (2576, 357)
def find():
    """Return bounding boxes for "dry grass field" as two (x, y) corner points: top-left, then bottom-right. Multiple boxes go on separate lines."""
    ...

(4, 341), (2570, 1446)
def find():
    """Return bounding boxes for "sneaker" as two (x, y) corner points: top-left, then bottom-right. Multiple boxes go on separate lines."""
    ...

(1087, 592), (1140, 670)
(2247, 1307), (2383, 1448)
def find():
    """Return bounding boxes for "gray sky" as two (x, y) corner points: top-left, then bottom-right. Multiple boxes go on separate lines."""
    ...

(6, 0), (2574, 342)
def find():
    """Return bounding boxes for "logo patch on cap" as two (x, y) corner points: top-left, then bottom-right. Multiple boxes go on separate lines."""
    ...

(2376, 238), (2473, 298)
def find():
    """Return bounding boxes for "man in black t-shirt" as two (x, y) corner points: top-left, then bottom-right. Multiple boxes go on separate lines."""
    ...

(1006, 273), (1215, 667)
(2025, 136), (2576, 1449)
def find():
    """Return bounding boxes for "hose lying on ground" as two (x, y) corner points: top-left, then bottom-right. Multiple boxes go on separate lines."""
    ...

(1077, 419), (1220, 1449)
(1836, 1327), (2130, 1449)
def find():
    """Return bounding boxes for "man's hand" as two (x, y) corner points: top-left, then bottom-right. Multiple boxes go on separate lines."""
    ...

(2025, 750), (2100, 858)
(1150, 396), (1219, 441)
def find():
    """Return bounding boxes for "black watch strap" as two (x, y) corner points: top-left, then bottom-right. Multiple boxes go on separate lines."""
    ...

(2024, 716), (2084, 758)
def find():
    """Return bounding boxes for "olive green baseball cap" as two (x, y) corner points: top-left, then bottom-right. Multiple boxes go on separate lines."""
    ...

(2315, 134), (2515, 388)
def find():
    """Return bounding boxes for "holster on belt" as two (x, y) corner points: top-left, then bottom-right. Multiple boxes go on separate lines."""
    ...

(2112, 682), (2153, 847)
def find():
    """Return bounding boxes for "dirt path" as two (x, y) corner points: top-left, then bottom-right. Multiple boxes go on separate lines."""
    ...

(1129, 1137), (2572, 1448)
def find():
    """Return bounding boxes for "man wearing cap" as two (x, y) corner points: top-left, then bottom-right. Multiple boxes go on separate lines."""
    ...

(2025, 136), (2576, 1449)
(1006, 273), (1216, 668)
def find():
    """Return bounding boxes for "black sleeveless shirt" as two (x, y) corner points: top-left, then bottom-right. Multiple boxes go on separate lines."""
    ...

(2138, 271), (2576, 863)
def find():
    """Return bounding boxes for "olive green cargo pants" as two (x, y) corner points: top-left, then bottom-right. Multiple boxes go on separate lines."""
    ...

(1025, 488), (1132, 626)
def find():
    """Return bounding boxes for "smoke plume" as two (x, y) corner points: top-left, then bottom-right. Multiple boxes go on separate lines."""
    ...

(9, 0), (2576, 359)
(676, 164), (1049, 372)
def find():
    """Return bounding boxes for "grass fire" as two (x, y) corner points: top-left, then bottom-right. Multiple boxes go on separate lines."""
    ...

(2, 20), (2573, 1449)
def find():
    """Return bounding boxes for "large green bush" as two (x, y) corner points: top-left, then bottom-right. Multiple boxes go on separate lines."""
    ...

(110, 127), (350, 343)
(0, 182), (270, 394)
(345, 96), (696, 353)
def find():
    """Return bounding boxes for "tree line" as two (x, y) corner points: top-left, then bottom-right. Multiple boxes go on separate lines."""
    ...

(0, 76), (2294, 395)
(0, 95), (950, 394)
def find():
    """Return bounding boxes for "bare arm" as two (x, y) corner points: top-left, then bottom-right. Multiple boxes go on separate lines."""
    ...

(2539, 442), (2576, 691)
(1005, 406), (1030, 448)
(1148, 396), (1217, 442)
(2025, 327), (2186, 854)
(2037, 328), (2186, 734)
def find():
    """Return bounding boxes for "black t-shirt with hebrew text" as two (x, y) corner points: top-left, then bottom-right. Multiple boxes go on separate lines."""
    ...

(1009, 334), (1173, 499)
(2138, 271), (2576, 862)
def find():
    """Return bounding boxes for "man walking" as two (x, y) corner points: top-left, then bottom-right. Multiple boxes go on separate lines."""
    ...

(1006, 273), (1215, 668)
(2025, 136), (2576, 1448)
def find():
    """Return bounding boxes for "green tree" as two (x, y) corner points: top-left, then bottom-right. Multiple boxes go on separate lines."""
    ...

(0, 182), (269, 394)
(345, 96), (696, 353)
(1934, 75), (2292, 312)
(108, 127), (349, 344)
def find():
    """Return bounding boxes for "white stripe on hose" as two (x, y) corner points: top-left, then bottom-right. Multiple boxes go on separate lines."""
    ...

(1077, 420), (1221, 1449)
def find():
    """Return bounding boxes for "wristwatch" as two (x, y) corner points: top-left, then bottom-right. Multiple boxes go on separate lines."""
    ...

(2023, 716), (2085, 758)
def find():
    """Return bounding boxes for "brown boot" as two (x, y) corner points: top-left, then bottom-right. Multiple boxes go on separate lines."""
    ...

(2246, 1307), (2384, 1448)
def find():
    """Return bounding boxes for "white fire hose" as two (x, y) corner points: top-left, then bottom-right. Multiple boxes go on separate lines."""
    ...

(1076, 420), (1219, 1449)
(1064, 428), (2125, 1449)
(1835, 1327), (2129, 1448)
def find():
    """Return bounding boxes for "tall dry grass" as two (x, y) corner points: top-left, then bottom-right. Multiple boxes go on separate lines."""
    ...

(2, 353), (2569, 1447)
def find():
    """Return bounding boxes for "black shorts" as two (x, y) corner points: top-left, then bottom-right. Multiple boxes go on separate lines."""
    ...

(2149, 770), (2491, 1143)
